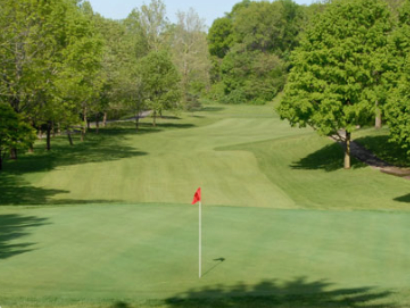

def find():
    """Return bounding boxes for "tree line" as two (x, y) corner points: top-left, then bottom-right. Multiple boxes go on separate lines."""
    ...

(0, 0), (210, 170)
(1, 0), (410, 171)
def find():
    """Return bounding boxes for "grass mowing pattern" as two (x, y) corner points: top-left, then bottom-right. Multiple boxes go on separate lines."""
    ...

(1, 205), (410, 307)
(1, 103), (410, 307)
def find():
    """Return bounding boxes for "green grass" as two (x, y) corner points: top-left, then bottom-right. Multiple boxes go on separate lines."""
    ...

(2, 102), (410, 307)
(2, 205), (410, 307)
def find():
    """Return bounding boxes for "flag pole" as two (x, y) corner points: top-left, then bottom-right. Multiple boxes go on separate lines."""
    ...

(199, 200), (202, 279)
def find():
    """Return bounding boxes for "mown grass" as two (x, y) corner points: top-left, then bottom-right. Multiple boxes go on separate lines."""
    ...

(2, 102), (410, 307)
(1, 205), (410, 307)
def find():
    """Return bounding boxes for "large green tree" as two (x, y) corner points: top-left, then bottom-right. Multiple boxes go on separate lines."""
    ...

(278, 0), (392, 169)
(138, 51), (181, 126)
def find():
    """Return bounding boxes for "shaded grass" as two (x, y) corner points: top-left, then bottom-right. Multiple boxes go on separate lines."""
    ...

(291, 142), (366, 171)
(354, 128), (410, 167)
(166, 278), (394, 308)
(0, 214), (48, 259)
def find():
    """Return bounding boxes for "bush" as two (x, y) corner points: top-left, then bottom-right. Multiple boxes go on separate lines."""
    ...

(220, 89), (247, 104)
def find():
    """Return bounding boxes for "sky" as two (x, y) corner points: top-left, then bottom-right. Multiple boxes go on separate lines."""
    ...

(87, 0), (316, 27)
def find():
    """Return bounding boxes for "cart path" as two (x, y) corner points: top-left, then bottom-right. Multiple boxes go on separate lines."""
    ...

(331, 132), (410, 179)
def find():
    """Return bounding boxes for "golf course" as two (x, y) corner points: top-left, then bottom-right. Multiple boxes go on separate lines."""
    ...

(1, 102), (410, 307)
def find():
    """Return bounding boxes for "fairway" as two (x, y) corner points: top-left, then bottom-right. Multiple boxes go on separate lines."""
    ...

(2, 103), (410, 307)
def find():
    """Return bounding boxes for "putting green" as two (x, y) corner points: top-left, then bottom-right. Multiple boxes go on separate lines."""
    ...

(1, 204), (410, 307)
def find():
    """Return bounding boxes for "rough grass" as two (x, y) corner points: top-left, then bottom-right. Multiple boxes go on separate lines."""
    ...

(2, 102), (410, 307)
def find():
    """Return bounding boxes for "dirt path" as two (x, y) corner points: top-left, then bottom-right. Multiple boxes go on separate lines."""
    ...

(331, 132), (410, 179)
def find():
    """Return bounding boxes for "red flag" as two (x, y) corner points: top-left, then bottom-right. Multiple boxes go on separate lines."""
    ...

(192, 187), (201, 205)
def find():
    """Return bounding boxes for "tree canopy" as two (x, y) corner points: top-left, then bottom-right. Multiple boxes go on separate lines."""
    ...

(278, 0), (393, 169)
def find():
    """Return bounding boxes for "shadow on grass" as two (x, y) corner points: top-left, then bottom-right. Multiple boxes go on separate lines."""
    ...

(165, 277), (394, 308)
(355, 135), (410, 168)
(198, 106), (225, 112)
(112, 121), (196, 134)
(291, 143), (366, 172)
(110, 302), (130, 308)
(4, 126), (148, 176)
(0, 214), (48, 259)
(0, 174), (120, 206)
(394, 194), (410, 203)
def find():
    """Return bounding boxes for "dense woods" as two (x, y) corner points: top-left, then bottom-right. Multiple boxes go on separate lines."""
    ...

(1, 0), (410, 170)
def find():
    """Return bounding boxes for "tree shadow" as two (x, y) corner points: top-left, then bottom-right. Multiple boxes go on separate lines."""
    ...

(0, 214), (48, 259)
(3, 127), (148, 176)
(355, 135), (410, 168)
(160, 116), (182, 120)
(291, 143), (366, 172)
(110, 302), (130, 308)
(139, 123), (195, 130)
(0, 173), (120, 206)
(198, 106), (225, 112)
(165, 277), (394, 308)
(394, 194), (410, 203)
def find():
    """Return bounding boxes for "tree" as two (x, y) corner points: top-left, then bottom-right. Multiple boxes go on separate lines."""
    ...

(171, 8), (211, 107)
(208, 17), (234, 59)
(139, 0), (168, 52)
(0, 104), (36, 170)
(0, 0), (103, 150)
(138, 51), (181, 126)
(384, 0), (410, 154)
(278, 0), (393, 169)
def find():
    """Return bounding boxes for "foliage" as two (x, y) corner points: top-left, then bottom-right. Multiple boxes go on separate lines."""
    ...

(207, 0), (303, 104)
(0, 104), (36, 169)
(208, 17), (234, 59)
(138, 51), (181, 124)
(171, 8), (211, 107)
(279, 0), (392, 137)
(384, 0), (410, 154)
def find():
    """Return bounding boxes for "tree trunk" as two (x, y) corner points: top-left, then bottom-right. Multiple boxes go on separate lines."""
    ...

(82, 106), (87, 141)
(67, 130), (74, 146)
(46, 121), (52, 151)
(153, 110), (157, 127)
(103, 112), (107, 127)
(135, 114), (140, 132)
(39, 128), (43, 140)
(96, 118), (100, 134)
(375, 101), (382, 129)
(10, 148), (17, 160)
(52, 122), (56, 138)
(28, 145), (34, 153)
(57, 123), (61, 136)
(344, 132), (351, 169)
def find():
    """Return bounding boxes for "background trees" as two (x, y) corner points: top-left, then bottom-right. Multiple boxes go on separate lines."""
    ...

(207, 0), (303, 104)
(3, 0), (410, 169)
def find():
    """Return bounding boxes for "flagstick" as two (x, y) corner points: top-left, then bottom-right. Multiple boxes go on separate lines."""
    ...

(199, 201), (202, 279)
